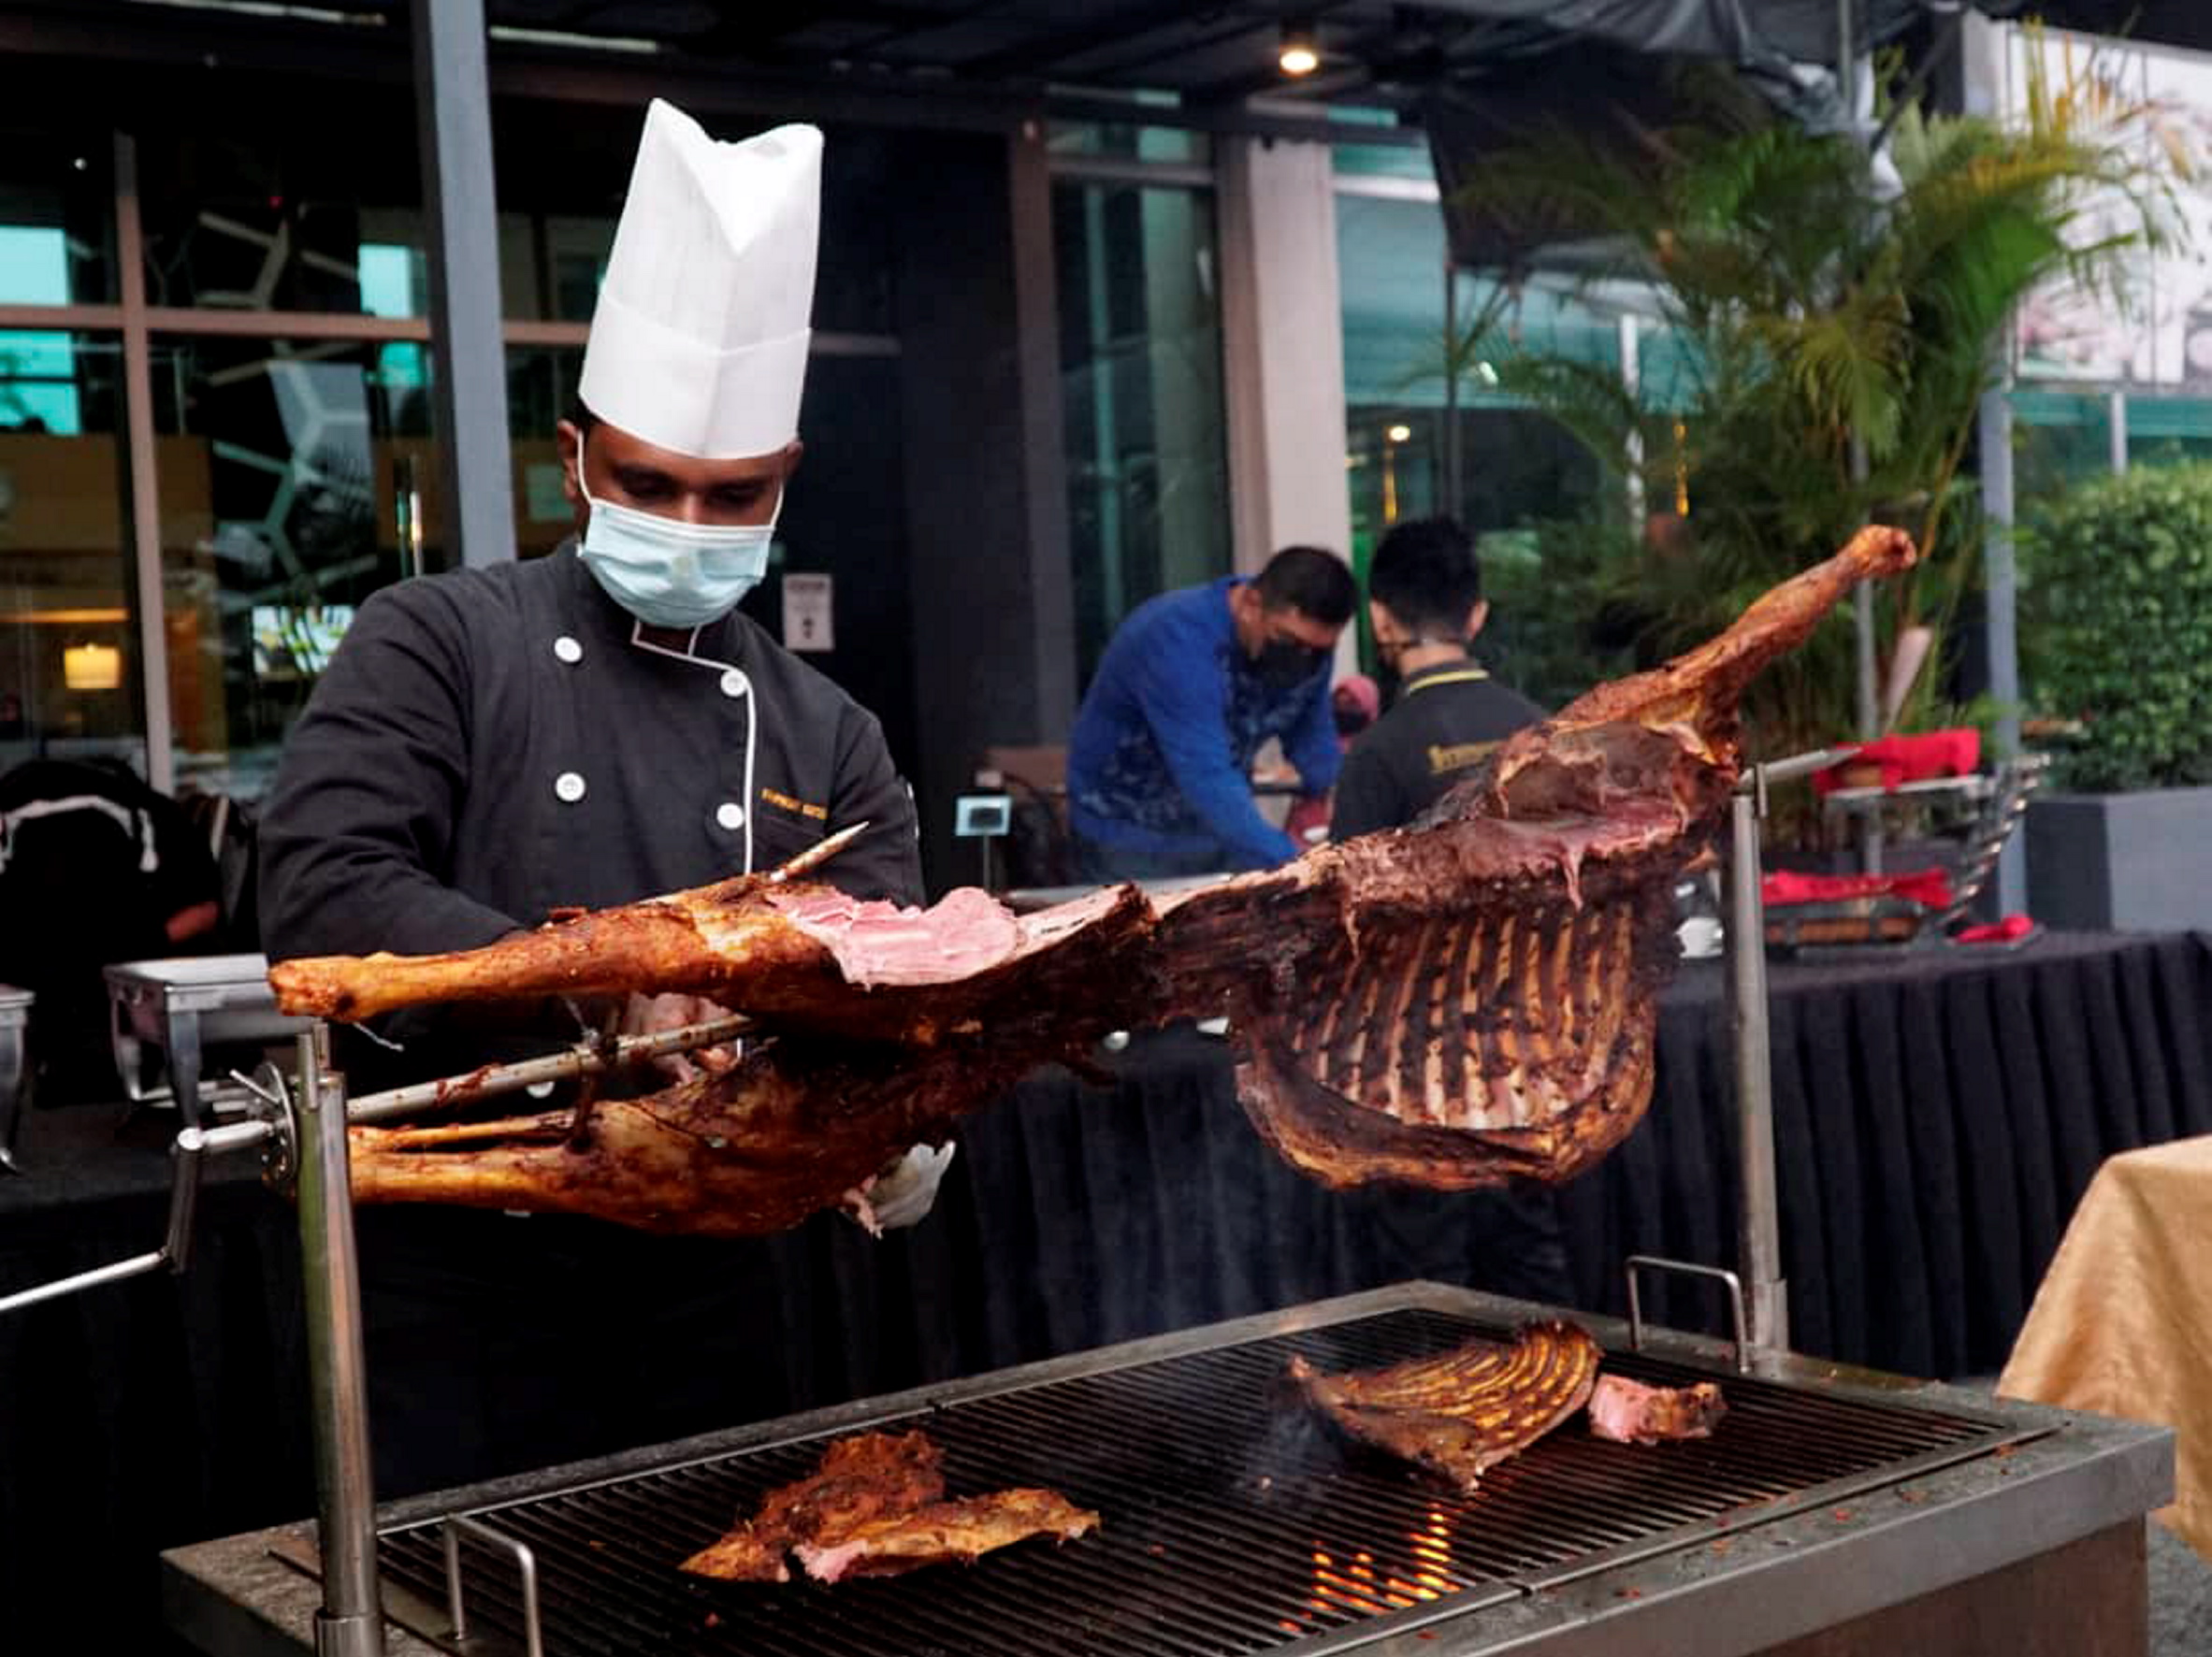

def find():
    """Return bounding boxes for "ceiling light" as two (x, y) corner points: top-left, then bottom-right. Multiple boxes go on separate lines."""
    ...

(1386, 423), (1412, 443)
(1279, 19), (1320, 77)
(64, 642), (123, 692)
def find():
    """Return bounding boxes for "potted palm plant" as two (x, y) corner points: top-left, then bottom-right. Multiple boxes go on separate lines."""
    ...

(1438, 54), (2167, 850)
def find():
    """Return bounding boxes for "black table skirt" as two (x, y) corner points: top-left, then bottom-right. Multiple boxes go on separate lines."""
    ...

(6, 929), (2210, 1650)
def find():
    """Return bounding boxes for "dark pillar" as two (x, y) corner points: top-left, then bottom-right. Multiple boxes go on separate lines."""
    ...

(411, 0), (516, 567)
(895, 122), (1076, 893)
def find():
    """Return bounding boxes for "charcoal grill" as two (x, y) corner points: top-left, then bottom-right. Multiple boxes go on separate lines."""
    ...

(164, 1281), (2171, 1657)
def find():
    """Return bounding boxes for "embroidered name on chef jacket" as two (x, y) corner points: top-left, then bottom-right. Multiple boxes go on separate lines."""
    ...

(759, 786), (828, 822)
(1427, 738), (1502, 777)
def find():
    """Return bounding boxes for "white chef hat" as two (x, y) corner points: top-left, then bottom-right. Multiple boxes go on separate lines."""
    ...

(578, 101), (820, 459)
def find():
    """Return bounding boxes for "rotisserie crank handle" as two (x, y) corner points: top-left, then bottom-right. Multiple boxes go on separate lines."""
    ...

(0, 1116), (275, 1318)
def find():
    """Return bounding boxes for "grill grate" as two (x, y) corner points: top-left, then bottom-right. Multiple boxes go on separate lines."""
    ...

(371, 1306), (2028, 1657)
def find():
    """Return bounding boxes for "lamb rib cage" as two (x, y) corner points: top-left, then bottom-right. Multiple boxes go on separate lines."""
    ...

(1281, 897), (1639, 1133)
(1228, 870), (1679, 1192)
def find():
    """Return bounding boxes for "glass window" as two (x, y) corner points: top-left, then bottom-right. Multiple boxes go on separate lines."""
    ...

(1054, 177), (1230, 684)
(137, 92), (425, 313)
(0, 127), (116, 306)
(0, 333), (140, 771)
(1336, 193), (1605, 570)
(2125, 394), (2212, 470)
(1047, 119), (1210, 166)
(1329, 105), (1433, 183)
(506, 343), (586, 559)
(2012, 389), (2116, 512)
(152, 337), (442, 800)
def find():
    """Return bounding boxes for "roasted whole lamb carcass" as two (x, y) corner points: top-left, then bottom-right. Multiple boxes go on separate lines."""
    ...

(279, 527), (1915, 1230)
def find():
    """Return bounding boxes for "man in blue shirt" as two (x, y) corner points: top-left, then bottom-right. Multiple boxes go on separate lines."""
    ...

(1067, 545), (1355, 880)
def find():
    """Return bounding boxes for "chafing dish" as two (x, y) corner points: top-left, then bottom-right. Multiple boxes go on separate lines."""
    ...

(106, 955), (310, 1128)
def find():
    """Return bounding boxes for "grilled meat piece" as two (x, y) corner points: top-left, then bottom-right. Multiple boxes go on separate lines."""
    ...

(792, 1489), (1101, 1583)
(679, 1430), (1098, 1585)
(1587, 1374), (1728, 1445)
(1291, 1321), (1603, 1491)
(277, 528), (1914, 1219)
(681, 1431), (945, 1583)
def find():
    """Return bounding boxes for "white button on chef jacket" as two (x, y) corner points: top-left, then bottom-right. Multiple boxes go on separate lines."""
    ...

(554, 771), (587, 803)
(553, 635), (583, 664)
(719, 668), (747, 699)
(716, 802), (745, 832)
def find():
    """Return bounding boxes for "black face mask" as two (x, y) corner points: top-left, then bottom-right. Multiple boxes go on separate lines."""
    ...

(1372, 639), (1408, 707)
(1252, 637), (1327, 691)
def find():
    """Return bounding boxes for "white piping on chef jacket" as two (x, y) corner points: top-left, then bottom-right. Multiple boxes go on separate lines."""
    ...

(626, 621), (756, 875)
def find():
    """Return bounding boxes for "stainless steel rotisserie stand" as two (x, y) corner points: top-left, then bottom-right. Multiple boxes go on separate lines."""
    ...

(1726, 749), (1856, 1352)
(281, 1015), (757, 1657)
(160, 1281), (2172, 1657)
(0, 1010), (755, 1657)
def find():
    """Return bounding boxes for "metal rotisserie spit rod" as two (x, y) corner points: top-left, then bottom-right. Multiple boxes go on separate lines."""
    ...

(344, 1013), (750, 1125)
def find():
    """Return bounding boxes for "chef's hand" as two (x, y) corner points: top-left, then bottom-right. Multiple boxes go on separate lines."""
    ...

(853, 1142), (957, 1234)
(619, 993), (741, 1084)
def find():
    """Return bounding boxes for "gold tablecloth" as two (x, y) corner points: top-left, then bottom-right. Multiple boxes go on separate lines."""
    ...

(1999, 1134), (2212, 1559)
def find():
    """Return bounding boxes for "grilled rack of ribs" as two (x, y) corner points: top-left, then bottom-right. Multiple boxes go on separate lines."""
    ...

(1290, 1321), (1603, 1491)
(281, 526), (1915, 1230)
(679, 1430), (1097, 1585)
(1292, 1326), (1728, 1487)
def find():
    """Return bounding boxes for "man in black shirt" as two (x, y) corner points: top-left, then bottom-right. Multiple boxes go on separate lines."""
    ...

(1330, 518), (1573, 1307)
(1331, 516), (1545, 840)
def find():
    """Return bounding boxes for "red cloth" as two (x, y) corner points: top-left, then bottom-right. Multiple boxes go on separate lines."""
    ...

(1813, 728), (1981, 795)
(1955, 914), (2035, 944)
(1762, 868), (1954, 910)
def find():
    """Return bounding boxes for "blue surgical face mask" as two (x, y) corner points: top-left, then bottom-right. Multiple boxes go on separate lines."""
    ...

(573, 466), (778, 629)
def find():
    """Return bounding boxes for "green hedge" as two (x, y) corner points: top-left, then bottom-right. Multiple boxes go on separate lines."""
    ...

(2029, 460), (2212, 791)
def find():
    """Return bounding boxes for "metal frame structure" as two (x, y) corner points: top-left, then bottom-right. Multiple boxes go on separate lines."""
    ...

(166, 1278), (2171, 1657)
(0, 1006), (758, 1652)
(1725, 746), (1864, 1353)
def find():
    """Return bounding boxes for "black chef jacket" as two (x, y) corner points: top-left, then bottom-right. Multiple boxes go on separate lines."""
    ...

(254, 545), (930, 1501)
(1329, 662), (1544, 842)
(259, 541), (921, 1082)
